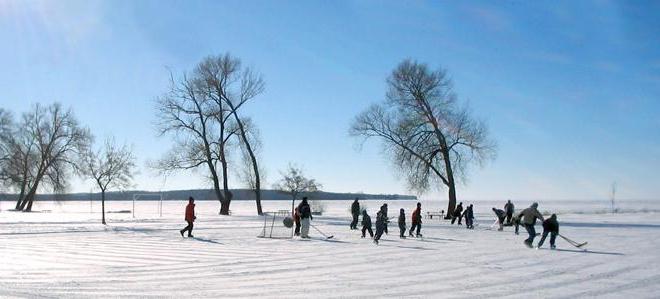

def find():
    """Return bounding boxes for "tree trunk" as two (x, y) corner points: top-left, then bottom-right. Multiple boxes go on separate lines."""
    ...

(21, 184), (39, 212)
(441, 148), (457, 219)
(14, 184), (26, 210)
(232, 114), (263, 216)
(101, 189), (106, 225)
(219, 152), (231, 215)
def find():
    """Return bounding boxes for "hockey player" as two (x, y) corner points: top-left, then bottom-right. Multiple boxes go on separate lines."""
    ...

(518, 202), (544, 248)
(179, 197), (196, 238)
(381, 203), (389, 235)
(361, 210), (373, 238)
(409, 202), (422, 237)
(504, 199), (515, 224)
(298, 197), (313, 238)
(374, 205), (388, 244)
(350, 198), (360, 230)
(398, 208), (407, 238)
(451, 202), (464, 225)
(492, 207), (506, 231)
(463, 204), (474, 229)
(538, 214), (559, 249)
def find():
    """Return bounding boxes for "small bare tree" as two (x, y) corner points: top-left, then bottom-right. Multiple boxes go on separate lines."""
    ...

(82, 138), (136, 224)
(273, 164), (322, 214)
(351, 60), (496, 217)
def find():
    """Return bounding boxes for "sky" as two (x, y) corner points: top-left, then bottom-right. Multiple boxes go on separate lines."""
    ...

(0, 0), (659, 201)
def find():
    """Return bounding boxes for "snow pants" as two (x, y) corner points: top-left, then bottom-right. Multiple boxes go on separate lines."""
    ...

(399, 223), (406, 237)
(374, 225), (385, 241)
(409, 222), (421, 236)
(301, 218), (311, 238)
(362, 225), (373, 238)
(538, 230), (557, 247)
(505, 212), (513, 224)
(523, 224), (536, 244)
(294, 221), (301, 236)
(180, 220), (193, 237)
(350, 213), (359, 230)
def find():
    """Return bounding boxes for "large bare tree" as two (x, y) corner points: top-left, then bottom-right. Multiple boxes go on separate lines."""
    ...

(0, 109), (13, 190)
(156, 53), (265, 215)
(7, 103), (91, 212)
(82, 137), (136, 224)
(350, 60), (496, 216)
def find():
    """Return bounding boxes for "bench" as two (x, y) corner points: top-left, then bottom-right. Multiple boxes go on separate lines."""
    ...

(426, 211), (444, 220)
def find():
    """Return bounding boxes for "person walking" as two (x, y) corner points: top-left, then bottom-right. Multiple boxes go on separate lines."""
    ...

(409, 202), (422, 237)
(361, 210), (373, 238)
(451, 202), (464, 225)
(381, 203), (389, 235)
(374, 205), (388, 244)
(398, 208), (407, 239)
(298, 197), (313, 238)
(179, 197), (196, 238)
(537, 214), (559, 249)
(350, 198), (360, 230)
(504, 200), (515, 225)
(463, 204), (474, 229)
(518, 202), (544, 248)
(492, 207), (506, 231)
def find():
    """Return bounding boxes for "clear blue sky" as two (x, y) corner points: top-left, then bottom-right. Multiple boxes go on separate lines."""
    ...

(1, 1), (659, 201)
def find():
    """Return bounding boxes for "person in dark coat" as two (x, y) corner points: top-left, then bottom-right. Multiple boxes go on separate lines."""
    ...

(504, 200), (515, 225)
(409, 202), (422, 237)
(179, 197), (196, 238)
(298, 197), (313, 238)
(381, 203), (389, 235)
(451, 202), (464, 225)
(537, 214), (559, 249)
(398, 208), (407, 238)
(492, 207), (506, 231)
(361, 210), (373, 238)
(293, 207), (301, 236)
(374, 205), (388, 244)
(462, 204), (474, 229)
(350, 198), (360, 230)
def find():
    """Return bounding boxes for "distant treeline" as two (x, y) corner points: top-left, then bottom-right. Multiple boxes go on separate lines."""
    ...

(0, 189), (416, 202)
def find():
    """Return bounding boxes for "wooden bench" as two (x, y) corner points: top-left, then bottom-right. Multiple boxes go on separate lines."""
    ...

(426, 211), (444, 220)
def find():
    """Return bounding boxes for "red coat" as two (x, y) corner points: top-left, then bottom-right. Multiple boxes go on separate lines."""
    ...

(185, 203), (195, 222)
(411, 208), (421, 224)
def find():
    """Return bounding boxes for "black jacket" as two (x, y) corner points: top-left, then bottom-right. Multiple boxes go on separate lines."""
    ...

(351, 201), (360, 215)
(504, 202), (514, 214)
(493, 208), (506, 219)
(542, 217), (559, 233)
(299, 203), (312, 219)
(362, 213), (372, 227)
(454, 205), (463, 217)
(398, 213), (406, 226)
(462, 207), (473, 220)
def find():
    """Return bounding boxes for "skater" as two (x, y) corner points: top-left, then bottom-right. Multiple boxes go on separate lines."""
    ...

(492, 207), (506, 231)
(361, 210), (373, 238)
(381, 203), (389, 235)
(451, 202), (464, 225)
(350, 198), (360, 230)
(512, 215), (521, 235)
(179, 197), (196, 238)
(462, 204), (474, 229)
(504, 200), (515, 224)
(298, 197), (313, 238)
(537, 214), (559, 249)
(374, 205), (387, 244)
(518, 202), (544, 248)
(398, 208), (407, 238)
(409, 202), (422, 237)
(293, 207), (301, 236)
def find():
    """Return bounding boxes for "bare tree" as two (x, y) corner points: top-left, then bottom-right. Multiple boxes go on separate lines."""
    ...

(196, 54), (265, 215)
(273, 164), (322, 215)
(236, 118), (266, 215)
(82, 137), (136, 224)
(350, 60), (496, 217)
(0, 109), (14, 190)
(9, 103), (91, 212)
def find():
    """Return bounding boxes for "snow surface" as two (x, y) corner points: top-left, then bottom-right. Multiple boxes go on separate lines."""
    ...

(1, 199), (660, 298)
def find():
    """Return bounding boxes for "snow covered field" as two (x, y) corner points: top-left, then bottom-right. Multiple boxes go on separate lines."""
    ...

(1, 199), (660, 298)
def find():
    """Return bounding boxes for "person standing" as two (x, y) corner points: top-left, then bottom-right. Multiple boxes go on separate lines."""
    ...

(350, 198), (360, 230)
(451, 202), (464, 225)
(298, 197), (313, 238)
(374, 205), (387, 244)
(504, 200), (515, 225)
(518, 202), (544, 248)
(179, 197), (196, 238)
(463, 204), (474, 229)
(293, 207), (301, 236)
(537, 214), (559, 249)
(492, 207), (506, 231)
(398, 208), (407, 239)
(381, 203), (389, 235)
(361, 210), (373, 238)
(409, 202), (423, 237)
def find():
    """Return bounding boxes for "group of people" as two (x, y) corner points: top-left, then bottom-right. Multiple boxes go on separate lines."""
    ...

(350, 199), (423, 244)
(178, 196), (560, 249)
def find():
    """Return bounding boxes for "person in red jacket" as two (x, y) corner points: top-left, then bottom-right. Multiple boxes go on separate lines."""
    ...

(409, 202), (423, 237)
(180, 197), (196, 238)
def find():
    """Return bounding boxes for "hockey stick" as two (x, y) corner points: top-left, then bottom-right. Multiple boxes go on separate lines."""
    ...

(559, 234), (587, 248)
(310, 224), (334, 239)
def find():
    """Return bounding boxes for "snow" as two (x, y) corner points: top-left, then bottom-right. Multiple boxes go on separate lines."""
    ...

(1, 199), (660, 298)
